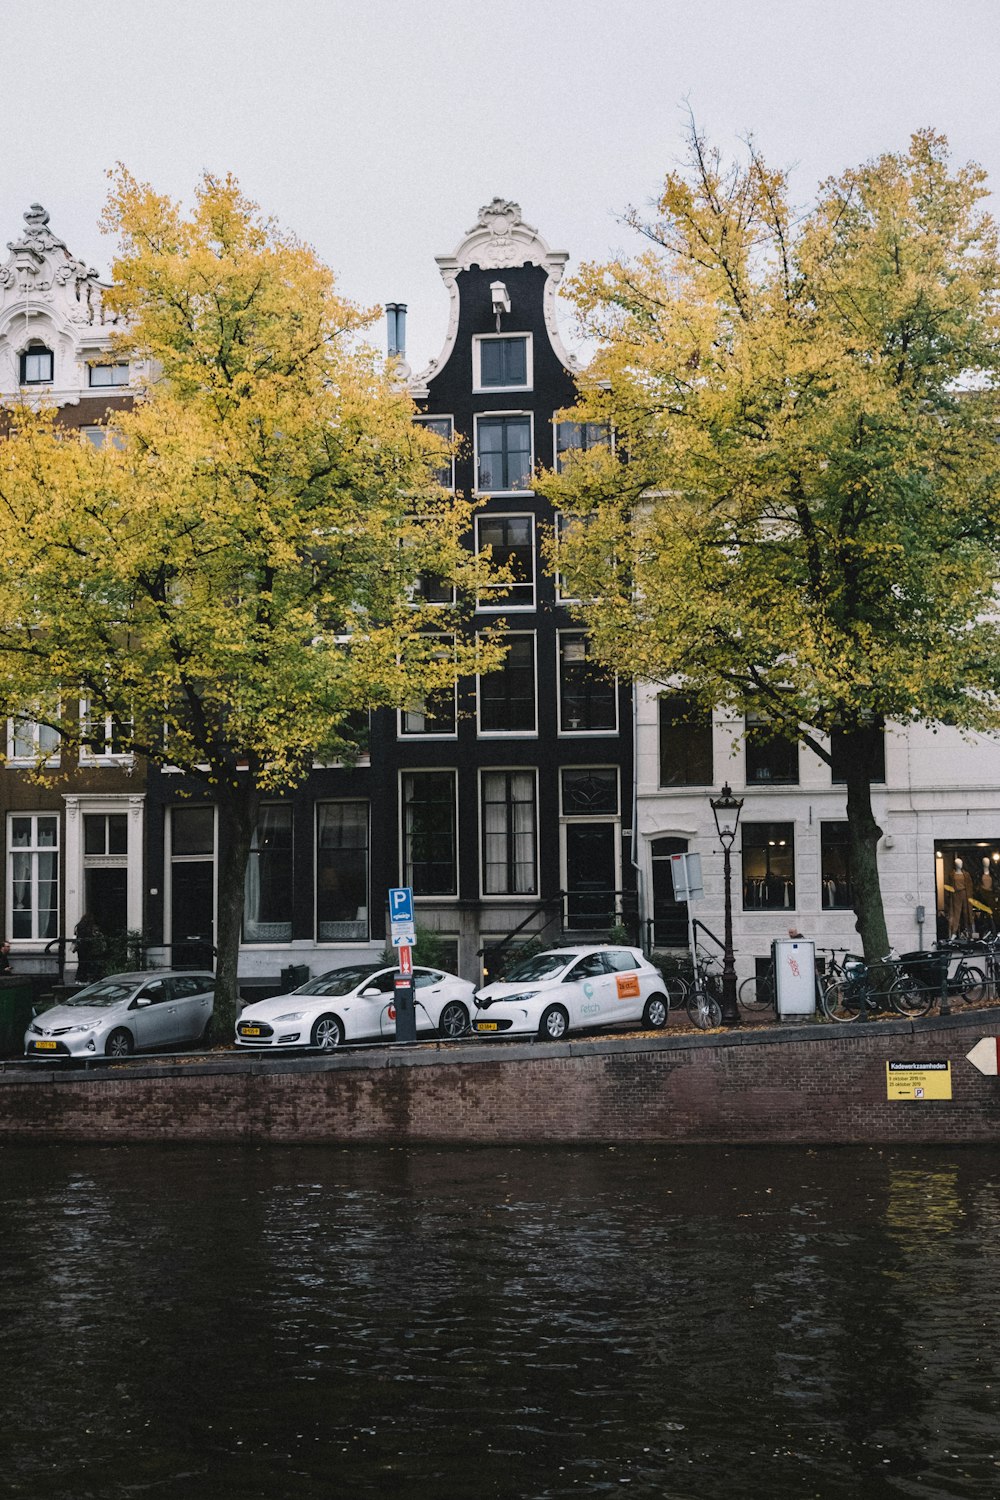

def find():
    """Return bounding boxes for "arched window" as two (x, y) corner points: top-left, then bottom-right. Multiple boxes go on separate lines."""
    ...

(20, 344), (53, 385)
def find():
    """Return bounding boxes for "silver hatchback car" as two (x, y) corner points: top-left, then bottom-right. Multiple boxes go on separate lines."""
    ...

(24, 971), (215, 1060)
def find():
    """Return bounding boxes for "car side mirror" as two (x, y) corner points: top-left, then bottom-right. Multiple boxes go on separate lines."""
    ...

(135, 996), (152, 1008)
(361, 987), (381, 998)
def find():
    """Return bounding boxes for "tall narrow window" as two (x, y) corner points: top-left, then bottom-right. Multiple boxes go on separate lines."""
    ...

(478, 634), (536, 733)
(316, 802), (369, 941)
(558, 633), (617, 733)
(476, 514), (534, 608)
(741, 822), (795, 910)
(402, 772), (457, 896)
(8, 814), (59, 940)
(658, 696), (713, 786)
(413, 415), (454, 489)
(244, 806), (294, 941)
(80, 700), (133, 760)
(481, 770), (538, 895)
(476, 415), (532, 492)
(820, 822), (853, 909)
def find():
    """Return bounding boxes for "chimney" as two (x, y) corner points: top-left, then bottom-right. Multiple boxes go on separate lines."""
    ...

(386, 302), (407, 358)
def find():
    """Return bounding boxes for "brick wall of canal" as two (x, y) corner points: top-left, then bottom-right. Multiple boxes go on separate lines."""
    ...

(2, 1011), (1000, 1146)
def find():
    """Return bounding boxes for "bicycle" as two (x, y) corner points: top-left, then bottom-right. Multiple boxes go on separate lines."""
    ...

(929, 939), (988, 1004)
(738, 963), (775, 1011)
(820, 950), (932, 1022)
(685, 949), (724, 1029)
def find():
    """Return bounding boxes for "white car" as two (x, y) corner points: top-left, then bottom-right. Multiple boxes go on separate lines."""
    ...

(472, 945), (669, 1041)
(24, 971), (216, 1060)
(234, 962), (477, 1049)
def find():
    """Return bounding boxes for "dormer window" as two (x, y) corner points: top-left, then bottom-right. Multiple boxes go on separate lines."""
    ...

(89, 362), (129, 388)
(474, 334), (531, 392)
(20, 345), (53, 385)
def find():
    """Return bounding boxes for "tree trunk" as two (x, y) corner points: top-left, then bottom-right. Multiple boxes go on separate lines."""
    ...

(213, 786), (259, 1039)
(841, 729), (890, 966)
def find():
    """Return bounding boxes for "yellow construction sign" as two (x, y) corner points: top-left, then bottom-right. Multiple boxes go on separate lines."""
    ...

(886, 1060), (952, 1101)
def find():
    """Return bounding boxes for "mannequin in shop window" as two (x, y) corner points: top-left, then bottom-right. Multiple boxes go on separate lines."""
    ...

(948, 858), (975, 939)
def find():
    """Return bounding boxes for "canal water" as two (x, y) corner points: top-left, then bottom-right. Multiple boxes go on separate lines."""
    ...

(2, 1143), (999, 1499)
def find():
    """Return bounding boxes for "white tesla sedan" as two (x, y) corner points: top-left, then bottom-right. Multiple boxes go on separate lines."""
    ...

(472, 945), (669, 1041)
(234, 962), (476, 1049)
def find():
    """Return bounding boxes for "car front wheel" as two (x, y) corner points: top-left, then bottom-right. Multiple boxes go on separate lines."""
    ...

(642, 993), (669, 1029)
(311, 1014), (345, 1049)
(105, 1028), (134, 1058)
(538, 1005), (569, 1041)
(437, 1000), (470, 1039)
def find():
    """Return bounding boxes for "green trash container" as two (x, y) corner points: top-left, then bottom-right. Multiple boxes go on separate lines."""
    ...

(0, 977), (38, 1057)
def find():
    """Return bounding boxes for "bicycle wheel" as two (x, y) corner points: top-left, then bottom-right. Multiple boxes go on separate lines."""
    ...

(664, 975), (689, 1009)
(820, 980), (863, 1022)
(888, 975), (932, 1017)
(955, 963), (986, 1003)
(686, 985), (722, 1029)
(738, 974), (774, 1011)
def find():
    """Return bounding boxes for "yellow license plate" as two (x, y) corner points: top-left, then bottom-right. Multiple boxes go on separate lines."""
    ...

(240, 1026), (261, 1037)
(476, 1022), (498, 1031)
(34, 1039), (58, 1050)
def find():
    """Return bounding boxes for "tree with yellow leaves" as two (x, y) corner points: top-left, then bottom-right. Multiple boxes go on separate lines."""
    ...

(0, 171), (492, 1030)
(542, 128), (1000, 965)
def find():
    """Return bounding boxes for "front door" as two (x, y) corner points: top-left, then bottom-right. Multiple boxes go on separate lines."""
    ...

(565, 824), (617, 930)
(85, 868), (127, 952)
(651, 837), (689, 947)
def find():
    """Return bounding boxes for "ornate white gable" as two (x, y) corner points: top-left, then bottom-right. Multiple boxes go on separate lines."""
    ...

(409, 199), (579, 393)
(0, 204), (125, 403)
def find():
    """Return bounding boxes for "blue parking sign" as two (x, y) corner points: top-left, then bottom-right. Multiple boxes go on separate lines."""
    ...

(389, 887), (414, 923)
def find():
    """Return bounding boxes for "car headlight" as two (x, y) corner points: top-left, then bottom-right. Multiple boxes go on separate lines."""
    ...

(494, 991), (539, 1006)
(273, 1011), (304, 1022)
(67, 1025), (95, 1035)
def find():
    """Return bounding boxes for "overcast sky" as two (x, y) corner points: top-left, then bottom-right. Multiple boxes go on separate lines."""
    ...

(5, 0), (1000, 372)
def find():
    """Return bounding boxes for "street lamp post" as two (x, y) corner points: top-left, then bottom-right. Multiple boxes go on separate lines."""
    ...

(710, 782), (744, 1027)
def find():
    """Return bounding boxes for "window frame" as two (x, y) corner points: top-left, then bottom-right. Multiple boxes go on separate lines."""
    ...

(657, 695), (714, 787)
(243, 804), (294, 944)
(398, 636), (459, 738)
(553, 419), (611, 473)
(6, 712), (61, 768)
(315, 800), (370, 943)
(479, 767), (539, 899)
(820, 821), (854, 910)
(475, 512), (536, 611)
(78, 699), (134, 765)
(413, 414), (455, 490)
(741, 821), (796, 911)
(87, 361), (129, 388)
(477, 630), (538, 737)
(744, 712), (799, 787)
(473, 333), (533, 394)
(474, 411), (534, 496)
(557, 630), (618, 736)
(8, 812), (60, 943)
(19, 345), (53, 385)
(400, 769), (459, 899)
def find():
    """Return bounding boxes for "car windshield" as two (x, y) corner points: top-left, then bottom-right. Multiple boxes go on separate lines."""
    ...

(501, 952), (575, 982)
(63, 981), (135, 1008)
(295, 966), (383, 998)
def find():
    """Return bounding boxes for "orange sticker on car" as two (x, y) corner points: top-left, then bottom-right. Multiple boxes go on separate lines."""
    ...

(616, 974), (640, 999)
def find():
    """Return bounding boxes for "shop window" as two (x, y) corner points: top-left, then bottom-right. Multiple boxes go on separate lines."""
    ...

(820, 822), (853, 909)
(742, 822), (795, 910)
